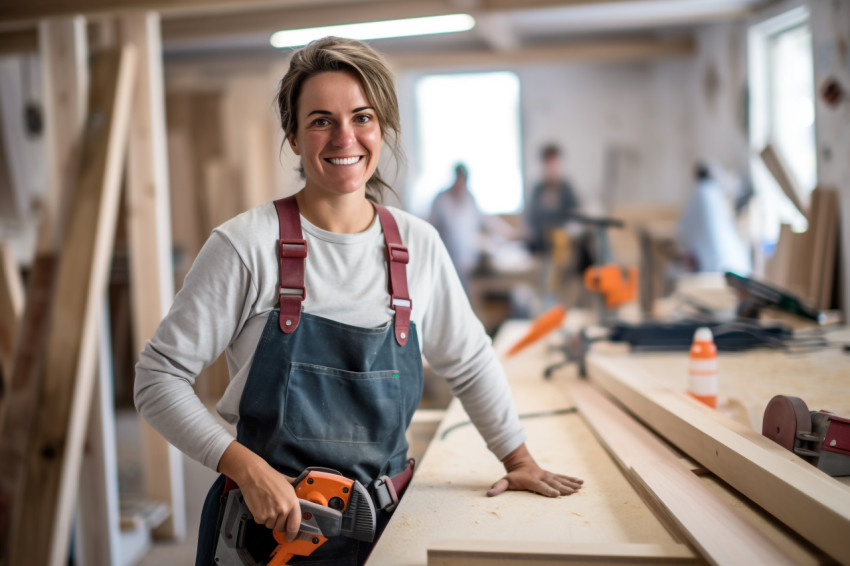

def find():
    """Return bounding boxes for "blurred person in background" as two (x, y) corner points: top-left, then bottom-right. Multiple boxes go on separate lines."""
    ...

(526, 144), (581, 254)
(677, 162), (752, 275)
(428, 163), (484, 291)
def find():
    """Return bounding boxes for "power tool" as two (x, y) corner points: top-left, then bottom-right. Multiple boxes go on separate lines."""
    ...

(762, 395), (850, 476)
(215, 467), (377, 565)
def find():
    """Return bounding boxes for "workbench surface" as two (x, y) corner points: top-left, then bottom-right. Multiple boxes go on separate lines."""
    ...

(368, 319), (845, 565)
(368, 321), (685, 565)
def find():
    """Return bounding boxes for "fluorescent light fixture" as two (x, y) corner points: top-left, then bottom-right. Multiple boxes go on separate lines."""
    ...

(270, 14), (475, 48)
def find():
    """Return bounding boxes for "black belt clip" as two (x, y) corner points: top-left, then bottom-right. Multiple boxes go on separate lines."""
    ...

(370, 459), (414, 513)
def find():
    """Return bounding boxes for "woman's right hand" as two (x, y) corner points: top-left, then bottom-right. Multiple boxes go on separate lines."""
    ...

(217, 441), (302, 541)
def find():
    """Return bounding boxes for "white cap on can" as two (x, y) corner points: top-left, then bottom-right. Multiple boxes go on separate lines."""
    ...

(694, 327), (714, 342)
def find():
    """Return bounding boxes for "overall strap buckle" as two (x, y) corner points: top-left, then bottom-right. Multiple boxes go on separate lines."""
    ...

(274, 197), (307, 333)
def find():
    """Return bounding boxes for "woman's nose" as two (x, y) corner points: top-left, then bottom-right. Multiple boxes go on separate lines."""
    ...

(331, 123), (355, 147)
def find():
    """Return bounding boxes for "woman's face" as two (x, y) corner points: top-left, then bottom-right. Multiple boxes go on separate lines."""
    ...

(288, 70), (382, 199)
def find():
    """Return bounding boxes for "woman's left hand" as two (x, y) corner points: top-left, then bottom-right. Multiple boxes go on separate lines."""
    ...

(486, 443), (584, 498)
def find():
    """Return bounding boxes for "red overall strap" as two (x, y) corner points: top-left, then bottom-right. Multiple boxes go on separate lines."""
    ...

(274, 196), (307, 333)
(374, 204), (411, 346)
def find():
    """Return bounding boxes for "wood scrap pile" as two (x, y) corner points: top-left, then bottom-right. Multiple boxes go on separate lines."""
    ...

(761, 144), (840, 311)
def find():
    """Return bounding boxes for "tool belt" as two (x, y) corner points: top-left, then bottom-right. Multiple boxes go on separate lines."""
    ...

(369, 458), (415, 513)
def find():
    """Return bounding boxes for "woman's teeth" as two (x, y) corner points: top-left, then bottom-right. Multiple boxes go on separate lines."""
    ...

(328, 156), (360, 165)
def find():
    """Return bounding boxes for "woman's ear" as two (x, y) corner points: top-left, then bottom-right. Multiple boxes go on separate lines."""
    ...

(288, 133), (300, 155)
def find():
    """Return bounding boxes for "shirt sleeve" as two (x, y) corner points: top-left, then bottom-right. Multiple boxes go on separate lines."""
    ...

(134, 230), (258, 471)
(419, 227), (526, 460)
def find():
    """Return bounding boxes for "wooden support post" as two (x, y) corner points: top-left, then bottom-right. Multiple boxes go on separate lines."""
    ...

(39, 16), (89, 252)
(10, 46), (137, 566)
(0, 17), (88, 565)
(567, 380), (796, 565)
(74, 303), (122, 566)
(0, 242), (23, 388)
(588, 353), (850, 564)
(119, 10), (186, 540)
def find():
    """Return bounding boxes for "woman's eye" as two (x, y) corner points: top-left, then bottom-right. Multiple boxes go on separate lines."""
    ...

(311, 118), (330, 127)
(354, 114), (372, 124)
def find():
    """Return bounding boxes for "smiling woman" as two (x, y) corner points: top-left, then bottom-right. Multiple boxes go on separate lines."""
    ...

(134, 36), (583, 566)
(287, 71), (383, 225)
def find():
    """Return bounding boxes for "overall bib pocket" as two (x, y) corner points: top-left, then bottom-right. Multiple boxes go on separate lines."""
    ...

(284, 362), (402, 443)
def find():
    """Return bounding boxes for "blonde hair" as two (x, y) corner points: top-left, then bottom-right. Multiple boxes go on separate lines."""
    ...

(276, 36), (402, 202)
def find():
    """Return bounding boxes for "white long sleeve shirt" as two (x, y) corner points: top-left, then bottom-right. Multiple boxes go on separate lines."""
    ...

(134, 201), (526, 472)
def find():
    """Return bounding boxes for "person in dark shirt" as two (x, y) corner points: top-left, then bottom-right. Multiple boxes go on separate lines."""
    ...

(526, 144), (580, 253)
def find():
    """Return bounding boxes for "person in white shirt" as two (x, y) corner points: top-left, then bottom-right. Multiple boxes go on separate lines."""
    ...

(677, 163), (752, 275)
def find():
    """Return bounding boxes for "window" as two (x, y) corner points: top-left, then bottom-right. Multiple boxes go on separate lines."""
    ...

(749, 5), (816, 237)
(409, 71), (523, 217)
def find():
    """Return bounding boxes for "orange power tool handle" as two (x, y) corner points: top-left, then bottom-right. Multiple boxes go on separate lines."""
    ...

(268, 532), (329, 566)
(267, 469), (355, 564)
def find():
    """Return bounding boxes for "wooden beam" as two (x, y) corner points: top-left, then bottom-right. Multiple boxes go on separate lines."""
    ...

(38, 16), (89, 254)
(428, 541), (696, 566)
(567, 380), (796, 566)
(161, 0), (449, 44)
(481, 0), (645, 9)
(0, 18), (88, 565)
(587, 353), (850, 564)
(0, 242), (23, 387)
(73, 304), (122, 566)
(387, 37), (694, 70)
(10, 45), (136, 566)
(0, 0), (300, 24)
(760, 143), (807, 217)
(1, 0), (668, 25)
(118, 10), (186, 540)
(0, 28), (37, 55)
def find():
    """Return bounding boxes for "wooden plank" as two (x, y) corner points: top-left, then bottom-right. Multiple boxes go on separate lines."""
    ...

(119, 10), (186, 540)
(568, 380), (796, 565)
(807, 187), (839, 310)
(388, 38), (694, 70)
(10, 45), (137, 566)
(74, 304), (123, 566)
(0, 18), (88, 566)
(818, 188), (839, 309)
(0, 253), (58, 566)
(38, 16), (89, 254)
(0, 242), (23, 385)
(428, 541), (696, 566)
(760, 144), (807, 217)
(368, 371), (691, 564)
(587, 352), (850, 564)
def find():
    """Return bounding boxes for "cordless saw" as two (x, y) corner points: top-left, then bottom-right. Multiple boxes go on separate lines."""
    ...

(762, 395), (850, 477)
(215, 467), (377, 565)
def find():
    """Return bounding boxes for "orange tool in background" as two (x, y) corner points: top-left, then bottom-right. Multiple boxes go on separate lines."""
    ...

(506, 304), (567, 357)
(583, 264), (638, 310)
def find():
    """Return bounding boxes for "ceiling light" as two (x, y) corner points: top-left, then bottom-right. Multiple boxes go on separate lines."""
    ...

(270, 14), (476, 48)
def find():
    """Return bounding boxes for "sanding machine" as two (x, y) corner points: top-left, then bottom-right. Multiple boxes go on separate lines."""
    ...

(762, 395), (850, 477)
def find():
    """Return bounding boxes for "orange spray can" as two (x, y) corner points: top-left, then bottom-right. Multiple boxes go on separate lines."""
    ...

(687, 327), (717, 408)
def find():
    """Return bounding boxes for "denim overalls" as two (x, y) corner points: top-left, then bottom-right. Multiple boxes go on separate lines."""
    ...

(196, 196), (423, 565)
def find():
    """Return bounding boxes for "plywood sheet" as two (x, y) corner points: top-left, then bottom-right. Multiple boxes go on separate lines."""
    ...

(367, 322), (688, 566)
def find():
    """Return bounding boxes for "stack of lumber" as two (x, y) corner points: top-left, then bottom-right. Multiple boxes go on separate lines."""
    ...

(587, 343), (850, 565)
(367, 320), (836, 565)
(761, 144), (840, 311)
